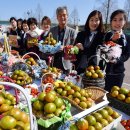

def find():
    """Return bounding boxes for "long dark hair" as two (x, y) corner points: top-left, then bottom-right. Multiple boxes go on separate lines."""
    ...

(110, 9), (127, 22)
(84, 10), (104, 34)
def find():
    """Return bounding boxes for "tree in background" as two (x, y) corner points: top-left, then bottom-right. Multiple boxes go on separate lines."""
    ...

(35, 3), (43, 28)
(124, 0), (130, 21)
(51, 11), (58, 25)
(69, 8), (80, 27)
(97, 0), (118, 31)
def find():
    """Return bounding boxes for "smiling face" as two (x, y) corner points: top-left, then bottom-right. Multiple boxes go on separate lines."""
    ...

(22, 23), (29, 32)
(29, 23), (37, 31)
(10, 19), (17, 29)
(18, 21), (22, 29)
(41, 19), (50, 31)
(57, 9), (68, 28)
(89, 14), (100, 31)
(111, 13), (126, 32)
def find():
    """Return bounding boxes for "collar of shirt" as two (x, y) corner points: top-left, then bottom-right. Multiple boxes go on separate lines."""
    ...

(89, 31), (97, 41)
(112, 29), (123, 34)
(90, 31), (97, 35)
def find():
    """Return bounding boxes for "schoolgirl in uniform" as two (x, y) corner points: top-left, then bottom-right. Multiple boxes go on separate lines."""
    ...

(104, 9), (130, 92)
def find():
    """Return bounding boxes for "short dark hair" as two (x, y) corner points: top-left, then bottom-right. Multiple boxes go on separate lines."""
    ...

(10, 17), (17, 23)
(41, 16), (51, 25)
(56, 6), (68, 16)
(17, 18), (23, 23)
(84, 10), (104, 33)
(27, 17), (37, 27)
(22, 19), (28, 25)
(110, 9), (127, 22)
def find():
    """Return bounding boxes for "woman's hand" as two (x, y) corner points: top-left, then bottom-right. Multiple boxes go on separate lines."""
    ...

(75, 43), (84, 50)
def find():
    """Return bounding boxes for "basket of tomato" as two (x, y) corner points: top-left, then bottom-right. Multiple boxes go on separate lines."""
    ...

(41, 73), (56, 92)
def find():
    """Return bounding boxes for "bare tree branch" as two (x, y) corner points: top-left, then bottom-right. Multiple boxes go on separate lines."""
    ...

(69, 8), (80, 26)
(124, 0), (130, 21)
(96, 0), (118, 31)
(35, 3), (43, 28)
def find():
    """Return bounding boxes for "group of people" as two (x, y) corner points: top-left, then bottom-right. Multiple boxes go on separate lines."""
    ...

(2, 6), (130, 92)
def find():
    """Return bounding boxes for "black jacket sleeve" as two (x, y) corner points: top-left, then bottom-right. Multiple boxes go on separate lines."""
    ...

(117, 34), (130, 63)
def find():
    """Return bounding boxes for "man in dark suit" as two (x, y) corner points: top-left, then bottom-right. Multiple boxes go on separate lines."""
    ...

(50, 6), (77, 71)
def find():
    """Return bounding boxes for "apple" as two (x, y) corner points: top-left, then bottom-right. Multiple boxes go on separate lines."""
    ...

(94, 122), (103, 130)
(56, 88), (63, 94)
(64, 85), (71, 91)
(111, 90), (119, 97)
(98, 109), (109, 119)
(92, 112), (103, 122)
(125, 97), (130, 103)
(100, 118), (109, 127)
(111, 111), (120, 119)
(87, 66), (94, 71)
(106, 115), (114, 123)
(104, 106), (114, 115)
(94, 66), (100, 70)
(38, 92), (46, 101)
(111, 86), (120, 92)
(85, 115), (96, 126)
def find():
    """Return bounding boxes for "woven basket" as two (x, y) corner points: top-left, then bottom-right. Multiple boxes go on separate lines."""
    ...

(0, 82), (37, 129)
(58, 95), (85, 111)
(22, 52), (41, 65)
(82, 74), (105, 88)
(10, 61), (33, 77)
(41, 73), (56, 90)
(85, 86), (106, 101)
(0, 76), (18, 103)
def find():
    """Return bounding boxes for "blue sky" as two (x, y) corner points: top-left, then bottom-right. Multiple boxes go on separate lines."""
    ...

(0, 0), (126, 25)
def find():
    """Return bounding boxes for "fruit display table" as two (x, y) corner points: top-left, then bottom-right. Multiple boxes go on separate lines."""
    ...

(1, 74), (130, 130)
(5, 79), (130, 128)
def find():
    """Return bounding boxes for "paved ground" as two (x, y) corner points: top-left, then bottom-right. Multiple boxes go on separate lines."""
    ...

(123, 59), (130, 88)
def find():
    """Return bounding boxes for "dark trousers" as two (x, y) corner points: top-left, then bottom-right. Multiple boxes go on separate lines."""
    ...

(105, 73), (125, 92)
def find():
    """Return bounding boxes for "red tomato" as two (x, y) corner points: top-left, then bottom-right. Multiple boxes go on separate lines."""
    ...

(121, 120), (127, 126)
(121, 122), (127, 126)
(126, 120), (130, 127)
(125, 126), (130, 130)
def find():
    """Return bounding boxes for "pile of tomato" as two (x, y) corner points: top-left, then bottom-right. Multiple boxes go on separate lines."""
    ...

(121, 119), (130, 130)
(105, 41), (116, 47)
(42, 76), (54, 84)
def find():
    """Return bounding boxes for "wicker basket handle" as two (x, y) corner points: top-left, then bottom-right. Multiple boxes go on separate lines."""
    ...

(40, 73), (56, 89)
(22, 52), (40, 61)
(0, 76), (18, 104)
(87, 54), (107, 73)
(0, 82), (35, 130)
